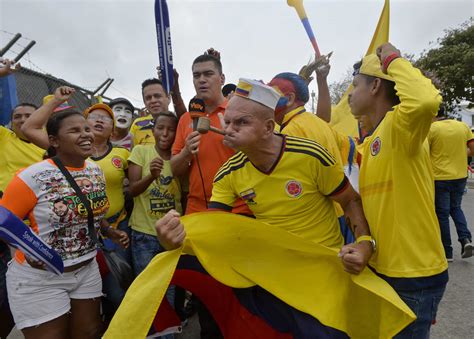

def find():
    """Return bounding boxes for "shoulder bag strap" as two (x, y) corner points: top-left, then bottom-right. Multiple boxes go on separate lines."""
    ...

(51, 156), (98, 245)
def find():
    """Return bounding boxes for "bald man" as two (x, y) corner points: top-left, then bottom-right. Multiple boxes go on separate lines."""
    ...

(155, 79), (375, 337)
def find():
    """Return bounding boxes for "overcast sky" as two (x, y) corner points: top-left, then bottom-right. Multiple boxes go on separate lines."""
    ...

(0, 0), (472, 108)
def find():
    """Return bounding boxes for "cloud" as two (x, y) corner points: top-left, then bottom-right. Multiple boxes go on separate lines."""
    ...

(1, 0), (471, 108)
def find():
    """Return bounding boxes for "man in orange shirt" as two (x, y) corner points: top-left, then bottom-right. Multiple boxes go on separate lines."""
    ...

(171, 53), (249, 216)
(170, 52), (248, 338)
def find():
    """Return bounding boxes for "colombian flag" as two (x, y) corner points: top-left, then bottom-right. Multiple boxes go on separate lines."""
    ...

(105, 212), (415, 338)
(329, 0), (390, 138)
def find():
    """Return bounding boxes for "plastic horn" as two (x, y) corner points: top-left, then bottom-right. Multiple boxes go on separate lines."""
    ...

(197, 117), (226, 135)
(287, 0), (321, 57)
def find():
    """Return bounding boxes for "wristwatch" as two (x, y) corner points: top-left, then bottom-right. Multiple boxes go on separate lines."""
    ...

(356, 235), (376, 252)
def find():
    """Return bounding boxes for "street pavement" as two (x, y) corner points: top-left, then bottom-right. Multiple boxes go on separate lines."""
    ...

(8, 188), (474, 339)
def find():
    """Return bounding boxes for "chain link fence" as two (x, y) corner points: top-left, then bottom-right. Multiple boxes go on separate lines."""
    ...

(14, 66), (111, 111)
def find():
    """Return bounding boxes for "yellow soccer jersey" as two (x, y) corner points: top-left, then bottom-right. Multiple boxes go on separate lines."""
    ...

(280, 108), (347, 217)
(0, 126), (45, 192)
(130, 115), (155, 146)
(280, 108), (344, 166)
(91, 145), (129, 218)
(210, 135), (346, 248)
(358, 58), (447, 278)
(428, 119), (474, 180)
(128, 145), (182, 235)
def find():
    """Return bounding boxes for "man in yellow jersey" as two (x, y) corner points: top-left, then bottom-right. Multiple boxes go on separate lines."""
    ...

(267, 61), (355, 243)
(349, 43), (448, 338)
(0, 103), (45, 196)
(155, 79), (375, 337)
(130, 79), (171, 146)
(428, 108), (474, 260)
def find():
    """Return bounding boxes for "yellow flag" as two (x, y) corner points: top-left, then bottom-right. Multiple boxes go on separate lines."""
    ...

(105, 212), (414, 339)
(330, 0), (390, 137)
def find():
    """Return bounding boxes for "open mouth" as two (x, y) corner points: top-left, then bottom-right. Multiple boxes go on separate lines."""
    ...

(117, 118), (127, 124)
(78, 140), (92, 150)
(93, 124), (104, 131)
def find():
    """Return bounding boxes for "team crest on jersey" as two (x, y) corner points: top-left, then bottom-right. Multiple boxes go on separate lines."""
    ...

(111, 157), (123, 169)
(370, 137), (382, 156)
(239, 188), (256, 205)
(285, 180), (302, 198)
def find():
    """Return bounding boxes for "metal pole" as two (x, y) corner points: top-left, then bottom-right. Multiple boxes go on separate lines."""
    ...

(13, 40), (36, 63)
(0, 33), (22, 57)
(91, 78), (111, 95)
(311, 90), (316, 114)
(99, 78), (114, 96)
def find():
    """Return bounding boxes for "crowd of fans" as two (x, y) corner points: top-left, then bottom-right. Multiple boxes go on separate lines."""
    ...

(0, 42), (473, 339)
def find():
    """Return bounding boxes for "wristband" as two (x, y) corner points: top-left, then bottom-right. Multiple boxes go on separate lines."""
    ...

(356, 235), (376, 252)
(382, 53), (400, 73)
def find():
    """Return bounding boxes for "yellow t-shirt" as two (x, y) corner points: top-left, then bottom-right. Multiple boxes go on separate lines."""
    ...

(210, 135), (345, 248)
(280, 108), (346, 217)
(358, 58), (447, 278)
(128, 145), (182, 235)
(130, 115), (155, 146)
(428, 119), (474, 180)
(91, 146), (129, 218)
(0, 126), (45, 192)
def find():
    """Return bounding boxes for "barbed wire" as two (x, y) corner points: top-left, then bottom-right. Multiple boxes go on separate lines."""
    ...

(0, 29), (34, 42)
(109, 84), (142, 105)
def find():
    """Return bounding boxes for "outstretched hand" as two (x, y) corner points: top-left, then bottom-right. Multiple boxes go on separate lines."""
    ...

(53, 86), (75, 103)
(206, 48), (221, 60)
(0, 58), (20, 77)
(315, 54), (331, 79)
(376, 43), (401, 63)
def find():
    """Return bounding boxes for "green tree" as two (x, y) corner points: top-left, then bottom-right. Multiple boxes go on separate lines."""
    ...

(416, 20), (473, 112)
(328, 68), (352, 105)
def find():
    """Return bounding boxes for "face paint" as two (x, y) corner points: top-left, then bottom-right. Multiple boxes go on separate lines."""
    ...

(112, 103), (133, 129)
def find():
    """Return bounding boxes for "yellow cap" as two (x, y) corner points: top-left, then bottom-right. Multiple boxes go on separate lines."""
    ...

(83, 103), (115, 128)
(358, 54), (394, 82)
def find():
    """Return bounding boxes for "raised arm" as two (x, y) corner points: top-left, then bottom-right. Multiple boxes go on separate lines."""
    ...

(171, 69), (187, 119)
(379, 43), (442, 153)
(21, 86), (75, 150)
(315, 57), (331, 122)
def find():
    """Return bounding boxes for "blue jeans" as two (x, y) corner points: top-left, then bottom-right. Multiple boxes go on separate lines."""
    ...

(393, 284), (446, 339)
(131, 229), (175, 338)
(434, 178), (472, 257)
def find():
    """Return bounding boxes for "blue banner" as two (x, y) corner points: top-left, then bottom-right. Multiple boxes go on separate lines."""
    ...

(0, 74), (18, 126)
(0, 206), (64, 274)
(154, 0), (174, 95)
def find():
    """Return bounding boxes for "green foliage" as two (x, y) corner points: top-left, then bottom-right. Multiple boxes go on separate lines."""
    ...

(416, 19), (473, 112)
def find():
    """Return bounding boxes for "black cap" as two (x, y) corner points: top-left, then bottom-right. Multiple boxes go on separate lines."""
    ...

(108, 97), (134, 111)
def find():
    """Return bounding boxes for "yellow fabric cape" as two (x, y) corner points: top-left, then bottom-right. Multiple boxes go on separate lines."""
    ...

(329, 0), (390, 137)
(105, 212), (415, 338)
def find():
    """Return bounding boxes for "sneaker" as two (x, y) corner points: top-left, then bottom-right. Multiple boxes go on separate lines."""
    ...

(461, 239), (473, 258)
(446, 253), (454, 262)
